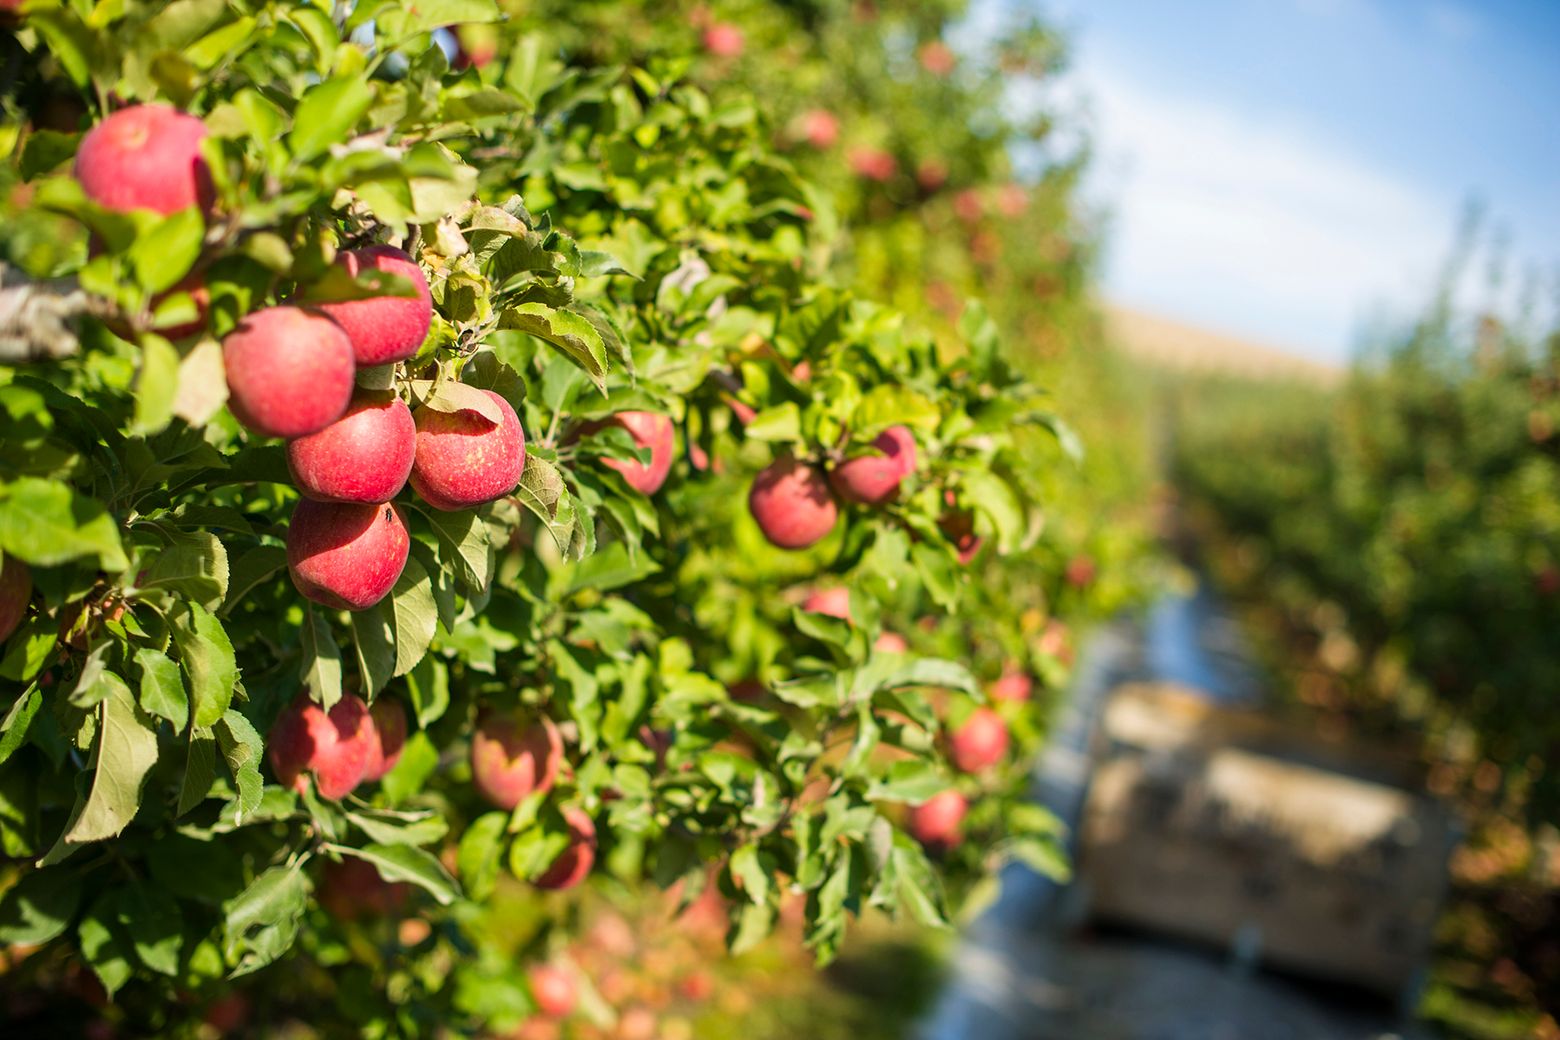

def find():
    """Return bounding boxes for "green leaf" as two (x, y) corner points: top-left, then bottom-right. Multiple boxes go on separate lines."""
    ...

(215, 710), (264, 822)
(350, 555), (436, 696)
(59, 675), (159, 846)
(78, 895), (135, 998)
(330, 843), (460, 906)
(171, 339), (228, 426)
(345, 808), (448, 848)
(223, 545), (287, 612)
(134, 648), (189, 731)
(0, 868), (83, 945)
(503, 302), (609, 391)
(288, 76), (374, 162)
(1005, 835), (1072, 882)
(129, 208), (204, 294)
(743, 403), (802, 442)
(222, 865), (310, 978)
(853, 385), (941, 432)
(0, 688), (44, 766)
(729, 842), (771, 906)
(891, 832), (951, 929)
(405, 654), (449, 728)
(962, 470), (1026, 554)
(389, 0), (500, 37)
(866, 760), (949, 804)
(173, 602), (238, 729)
(0, 616), (59, 683)
(131, 334), (181, 436)
(176, 725), (219, 817)
(118, 881), (183, 976)
(456, 811), (508, 903)
(426, 507), (494, 593)
(144, 529), (229, 610)
(0, 478), (127, 571)
(300, 606), (343, 711)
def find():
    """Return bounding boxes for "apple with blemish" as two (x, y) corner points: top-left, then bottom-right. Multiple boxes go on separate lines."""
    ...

(830, 425), (916, 506)
(286, 500), (409, 611)
(535, 807), (596, 890)
(749, 456), (837, 549)
(470, 713), (562, 810)
(316, 245), (432, 366)
(223, 306), (356, 438)
(287, 393), (415, 503)
(948, 707), (1009, 772)
(267, 693), (375, 800)
(73, 104), (213, 216)
(410, 389), (526, 510)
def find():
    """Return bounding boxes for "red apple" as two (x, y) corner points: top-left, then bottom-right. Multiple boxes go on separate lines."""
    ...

(410, 389), (526, 511)
(535, 807), (596, 890)
(908, 789), (967, 847)
(362, 697), (408, 781)
(267, 693), (374, 800)
(801, 109), (839, 149)
(938, 506), (983, 565)
(917, 158), (949, 192)
(316, 245), (433, 366)
(287, 500), (410, 611)
(153, 272), (210, 338)
(73, 104), (212, 216)
(470, 713), (562, 810)
(201, 993), (249, 1033)
(874, 631), (909, 654)
(948, 707), (1009, 773)
(998, 183), (1028, 217)
(988, 668), (1032, 703)
(679, 969), (715, 1002)
(953, 189), (983, 223)
(702, 23), (744, 57)
(1066, 554), (1097, 588)
(223, 306), (356, 438)
(0, 555), (32, 644)
(749, 456), (837, 549)
(318, 856), (409, 918)
(286, 393), (416, 503)
(829, 425), (916, 506)
(617, 1007), (657, 1040)
(596, 411), (675, 495)
(848, 147), (897, 182)
(917, 40), (956, 76)
(802, 586), (851, 620)
(528, 964), (578, 1018)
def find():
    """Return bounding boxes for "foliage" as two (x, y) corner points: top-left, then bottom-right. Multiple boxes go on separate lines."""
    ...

(0, 1), (1111, 1035)
(1172, 244), (1560, 1037)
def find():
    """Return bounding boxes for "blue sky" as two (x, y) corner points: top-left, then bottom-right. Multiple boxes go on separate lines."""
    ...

(995, 0), (1560, 361)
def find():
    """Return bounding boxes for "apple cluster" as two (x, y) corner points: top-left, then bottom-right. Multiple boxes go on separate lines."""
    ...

(747, 424), (918, 550)
(72, 104), (531, 613)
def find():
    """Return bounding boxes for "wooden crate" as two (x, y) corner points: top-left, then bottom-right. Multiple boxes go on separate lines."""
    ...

(1076, 683), (1457, 997)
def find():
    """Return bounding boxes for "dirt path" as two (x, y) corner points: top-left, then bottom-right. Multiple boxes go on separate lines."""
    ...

(914, 585), (1429, 1040)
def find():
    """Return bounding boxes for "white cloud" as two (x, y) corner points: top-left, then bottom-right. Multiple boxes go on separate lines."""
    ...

(1070, 61), (1457, 360)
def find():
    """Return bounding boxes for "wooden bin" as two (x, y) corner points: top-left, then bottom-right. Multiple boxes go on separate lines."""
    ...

(1076, 683), (1457, 998)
